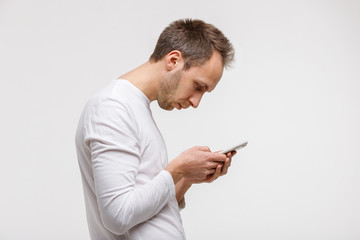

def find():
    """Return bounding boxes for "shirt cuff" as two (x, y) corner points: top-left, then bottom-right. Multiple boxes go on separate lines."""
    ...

(159, 170), (176, 198)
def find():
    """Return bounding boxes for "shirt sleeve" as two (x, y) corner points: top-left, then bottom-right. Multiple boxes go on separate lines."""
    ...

(84, 98), (175, 235)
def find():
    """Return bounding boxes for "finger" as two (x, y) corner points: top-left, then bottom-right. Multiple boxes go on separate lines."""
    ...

(220, 158), (231, 175)
(208, 152), (227, 162)
(208, 161), (223, 169)
(207, 165), (222, 182)
(227, 153), (233, 167)
(227, 151), (236, 158)
(206, 168), (216, 176)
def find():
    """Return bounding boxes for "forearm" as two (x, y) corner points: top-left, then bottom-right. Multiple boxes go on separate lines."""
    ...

(165, 160), (183, 185)
(175, 178), (192, 206)
(95, 170), (175, 235)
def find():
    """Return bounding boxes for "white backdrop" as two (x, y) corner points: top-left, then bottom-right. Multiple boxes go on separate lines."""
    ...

(1, 0), (359, 239)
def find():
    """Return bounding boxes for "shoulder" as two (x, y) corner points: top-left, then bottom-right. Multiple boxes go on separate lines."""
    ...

(85, 81), (135, 118)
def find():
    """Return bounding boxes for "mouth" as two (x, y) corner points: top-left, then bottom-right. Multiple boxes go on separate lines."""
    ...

(174, 103), (181, 110)
(174, 103), (182, 110)
(174, 102), (190, 110)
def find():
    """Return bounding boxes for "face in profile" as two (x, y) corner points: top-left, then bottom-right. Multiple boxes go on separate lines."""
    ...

(157, 51), (224, 111)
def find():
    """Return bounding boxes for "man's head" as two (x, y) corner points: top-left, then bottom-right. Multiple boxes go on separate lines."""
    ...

(150, 19), (234, 110)
(150, 19), (234, 70)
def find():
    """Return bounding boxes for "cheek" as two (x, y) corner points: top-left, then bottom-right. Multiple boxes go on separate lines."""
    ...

(175, 83), (193, 100)
(186, 80), (198, 95)
(179, 89), (195, 101)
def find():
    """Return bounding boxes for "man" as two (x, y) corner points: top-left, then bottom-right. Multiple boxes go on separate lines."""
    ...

(75, 18), (235, 239)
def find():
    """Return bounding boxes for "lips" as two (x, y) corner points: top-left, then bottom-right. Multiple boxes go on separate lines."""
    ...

(173, 103), (181, 110)
(174, 102), (189, 110)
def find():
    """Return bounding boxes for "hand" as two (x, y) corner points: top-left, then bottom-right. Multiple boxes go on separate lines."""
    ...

(166, 146), (227, 184)
(186, 150), (237, 184)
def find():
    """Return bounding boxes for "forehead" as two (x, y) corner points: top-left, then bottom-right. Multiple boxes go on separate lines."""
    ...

(184, 51), (224, 91)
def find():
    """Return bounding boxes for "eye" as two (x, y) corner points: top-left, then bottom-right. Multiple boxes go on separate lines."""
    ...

(195, 82), (205, 92)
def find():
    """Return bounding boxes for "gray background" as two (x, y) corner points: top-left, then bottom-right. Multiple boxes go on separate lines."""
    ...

(1, 0), (359, 239)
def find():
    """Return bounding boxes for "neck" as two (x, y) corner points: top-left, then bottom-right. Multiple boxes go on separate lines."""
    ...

(118, 61), (164, 102)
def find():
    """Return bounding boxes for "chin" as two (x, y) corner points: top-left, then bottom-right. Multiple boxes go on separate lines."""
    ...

(157, 101), (174, 111)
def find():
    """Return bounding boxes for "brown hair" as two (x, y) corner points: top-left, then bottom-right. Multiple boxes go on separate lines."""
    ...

(149, 19), (234, 70)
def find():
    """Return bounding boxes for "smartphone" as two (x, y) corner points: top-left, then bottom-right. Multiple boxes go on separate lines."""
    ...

(220, 141), (248, 154)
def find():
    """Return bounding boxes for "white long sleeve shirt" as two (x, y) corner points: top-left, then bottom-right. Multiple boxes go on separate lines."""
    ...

(75, 79), (186, 240)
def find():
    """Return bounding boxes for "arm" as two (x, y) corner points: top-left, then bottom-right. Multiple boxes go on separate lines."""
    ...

(86, 99), (175, 235)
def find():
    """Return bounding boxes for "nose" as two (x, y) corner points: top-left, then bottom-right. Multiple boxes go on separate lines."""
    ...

(189, 93), (204, 108)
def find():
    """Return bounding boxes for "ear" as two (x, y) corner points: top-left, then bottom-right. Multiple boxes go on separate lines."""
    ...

(165, 50), (182, 71)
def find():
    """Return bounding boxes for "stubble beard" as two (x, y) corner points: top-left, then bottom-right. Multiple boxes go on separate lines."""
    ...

(157, 70), (182, 110)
